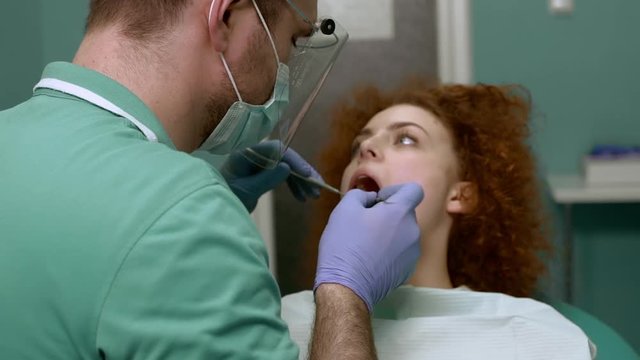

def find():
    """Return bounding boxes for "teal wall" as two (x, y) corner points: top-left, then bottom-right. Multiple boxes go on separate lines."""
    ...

(41, 1), (88, 64)
(473, 0), (640, 352)
(0, 1), (87, 110)
(0, 2), (43, 110)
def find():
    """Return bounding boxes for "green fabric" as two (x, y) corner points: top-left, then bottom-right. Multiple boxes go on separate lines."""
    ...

(0, 62), (298, 359)
(550, 301), (639, 360)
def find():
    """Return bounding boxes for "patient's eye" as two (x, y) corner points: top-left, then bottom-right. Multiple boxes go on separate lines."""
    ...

(396, 132), (417, 146)
(350, 139), (361, 157)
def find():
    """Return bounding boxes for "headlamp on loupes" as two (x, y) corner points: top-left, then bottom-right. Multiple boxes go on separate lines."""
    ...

(239, 0), (349, 169)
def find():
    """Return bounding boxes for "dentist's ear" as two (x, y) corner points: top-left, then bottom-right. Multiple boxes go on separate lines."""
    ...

(208, 0), (235, 53)
(446, 182), (477, 214)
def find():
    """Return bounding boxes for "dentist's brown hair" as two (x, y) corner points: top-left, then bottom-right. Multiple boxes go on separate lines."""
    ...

(86, 0), (282, 41)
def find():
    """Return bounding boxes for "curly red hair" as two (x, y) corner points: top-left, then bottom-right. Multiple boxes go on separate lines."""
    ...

(300, 80), (552, 297)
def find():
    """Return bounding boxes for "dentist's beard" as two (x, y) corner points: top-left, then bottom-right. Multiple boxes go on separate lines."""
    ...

(200, 29), (278, 145)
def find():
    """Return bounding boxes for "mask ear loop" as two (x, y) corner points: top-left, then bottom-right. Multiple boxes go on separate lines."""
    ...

(251, 0), (281, 65)
(219, 55), (243, 103)
(208, 0), (244, 103)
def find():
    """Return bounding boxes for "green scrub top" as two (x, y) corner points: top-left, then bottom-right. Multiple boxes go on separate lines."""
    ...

(0, 62), (299, 359)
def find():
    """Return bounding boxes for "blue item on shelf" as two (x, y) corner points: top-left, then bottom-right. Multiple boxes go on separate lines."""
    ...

(590, 145), (640, 159)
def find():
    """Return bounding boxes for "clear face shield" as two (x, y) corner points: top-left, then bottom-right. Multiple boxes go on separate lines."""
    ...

(240, 0), (349, 169)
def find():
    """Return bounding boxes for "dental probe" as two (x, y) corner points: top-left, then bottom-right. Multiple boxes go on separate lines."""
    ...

(243, 147), (343, 196)
(289, 170), (343, 196)
(291, 172), (385, 204)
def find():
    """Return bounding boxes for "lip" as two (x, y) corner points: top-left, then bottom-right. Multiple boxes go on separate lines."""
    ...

(348, 168), (382, 191)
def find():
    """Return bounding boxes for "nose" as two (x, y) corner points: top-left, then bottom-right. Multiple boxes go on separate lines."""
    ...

(358, 136), (383, 161)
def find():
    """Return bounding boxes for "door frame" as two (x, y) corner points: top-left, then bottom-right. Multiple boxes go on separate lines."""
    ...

(437, 0), (473, 84)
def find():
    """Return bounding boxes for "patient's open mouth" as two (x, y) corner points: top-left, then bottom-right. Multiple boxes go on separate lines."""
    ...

(351, 175), (381, 192)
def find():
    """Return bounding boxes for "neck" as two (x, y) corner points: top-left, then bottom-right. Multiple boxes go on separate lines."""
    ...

(406, 218), (453, 289)
(73, 26), (207, 152)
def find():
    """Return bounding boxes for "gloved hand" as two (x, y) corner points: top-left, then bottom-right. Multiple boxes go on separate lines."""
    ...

(314, 183), (424, 312)
(220, 140), (323, 212)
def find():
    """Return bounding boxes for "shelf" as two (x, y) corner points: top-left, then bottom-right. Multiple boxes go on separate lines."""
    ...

(546, 174), (640, 204)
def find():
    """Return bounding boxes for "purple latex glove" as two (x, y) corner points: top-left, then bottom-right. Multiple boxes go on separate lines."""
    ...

(314, 183), (424, 312)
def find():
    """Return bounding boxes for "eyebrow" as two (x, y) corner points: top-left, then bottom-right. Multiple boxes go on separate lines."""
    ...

(356, 121), (430, 139)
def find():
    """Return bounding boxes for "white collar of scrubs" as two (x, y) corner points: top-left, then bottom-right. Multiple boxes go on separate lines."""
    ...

(35, 78), (158, 142)
(32, 62), (175, 149)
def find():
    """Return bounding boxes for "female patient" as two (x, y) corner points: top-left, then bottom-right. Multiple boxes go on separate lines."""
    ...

(281, 80), (595, 359)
